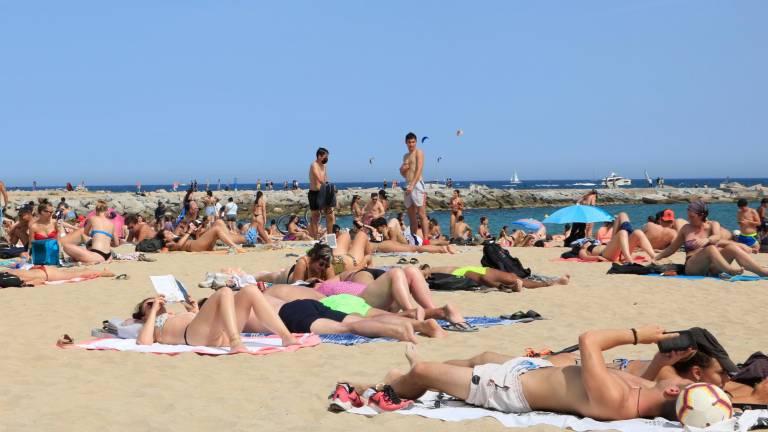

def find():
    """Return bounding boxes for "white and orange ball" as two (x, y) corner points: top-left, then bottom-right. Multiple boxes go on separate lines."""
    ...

(676, 383), (733, 428)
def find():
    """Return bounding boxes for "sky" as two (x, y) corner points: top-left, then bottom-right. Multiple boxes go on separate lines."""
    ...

(2, 1), (766, 187)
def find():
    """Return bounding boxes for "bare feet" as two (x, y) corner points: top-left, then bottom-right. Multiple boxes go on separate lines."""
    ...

(415, 306), (425, 321)
(395, 322), (418, 344)
(446, 245), (457, 254)
(728, 265), (744, 276)
(281, 334), (301, 347)
(417, 319), (447, 338)
(100, 268), (115, 277)
(404, 342), (421, 367)
(441, 303), (465, 324)
(228, 336), (250, 354)
(499, 279), (524, 292)
(555, 275), (571, 285)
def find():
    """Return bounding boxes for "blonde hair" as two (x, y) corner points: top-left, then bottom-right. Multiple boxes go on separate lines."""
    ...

(95, 199), (109, 214)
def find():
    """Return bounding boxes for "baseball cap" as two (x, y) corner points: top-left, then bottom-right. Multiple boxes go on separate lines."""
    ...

(688, 327), (738, 375)
(661, 209), (675, 222)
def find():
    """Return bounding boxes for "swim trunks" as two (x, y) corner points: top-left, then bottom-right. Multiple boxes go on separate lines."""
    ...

(466, 357), (553, 413)
(451, 266), (488, 277)
(308, 190), (322, 211)
(736, 233), (758, 247)
(403, 180), (426, 208)
(320, 294), (371, 316)
(278, 299), (347, 333)
(619, 221), (634, 234)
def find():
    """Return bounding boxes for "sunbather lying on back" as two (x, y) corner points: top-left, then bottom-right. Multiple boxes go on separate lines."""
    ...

(369, 218), (456, 254)
(334, 325), (690, 419)
(7, 266), (115, 286)
(423, 265), (570, 291)
(157, 219), (242, 252)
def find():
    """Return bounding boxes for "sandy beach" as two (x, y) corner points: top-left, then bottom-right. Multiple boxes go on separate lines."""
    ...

(1, 243), (766, 431)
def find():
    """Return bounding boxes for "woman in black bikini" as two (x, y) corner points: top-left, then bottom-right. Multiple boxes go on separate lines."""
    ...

(656, 200), (767, 276)
(133, 285), (298, 351)
(60, 200), (118, 264)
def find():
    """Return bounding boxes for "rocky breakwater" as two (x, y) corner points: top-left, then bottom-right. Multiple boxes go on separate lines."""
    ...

(2, 183), (764, 221)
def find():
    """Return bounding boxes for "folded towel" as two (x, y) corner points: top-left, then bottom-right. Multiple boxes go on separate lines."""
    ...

(71, 333), (320, 355)
(346, 390), (768, 432)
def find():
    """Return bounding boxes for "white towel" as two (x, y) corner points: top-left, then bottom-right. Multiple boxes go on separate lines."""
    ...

(75, 333), (320, 355)
(347, 391), (768, 432)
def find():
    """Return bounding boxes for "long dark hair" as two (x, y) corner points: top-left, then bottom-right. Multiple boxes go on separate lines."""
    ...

(255, 191), (263, 202)
(132, 297), (153, 320)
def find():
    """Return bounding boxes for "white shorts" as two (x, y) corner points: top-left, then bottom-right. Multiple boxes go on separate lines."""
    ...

(466, 357), (552, 413)
(404, 180), (426, 208)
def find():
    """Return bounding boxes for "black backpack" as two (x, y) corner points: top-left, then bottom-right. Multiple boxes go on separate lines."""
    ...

(426, 272), (481, 291)
(480, 241), (531, 278)
(135, 237), (164, 253)
(0, 272), (23, 288)
(0, 246), (26, 259)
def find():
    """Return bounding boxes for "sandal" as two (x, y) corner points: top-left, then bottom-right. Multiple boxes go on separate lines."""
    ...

(397, 258), (408, 264)
(137, 253), (156, 262)
(56, 334), (74, 348)
(409, 258), (419, 265)
(115, 274), (129, 280)
(442, 322), (479, 333)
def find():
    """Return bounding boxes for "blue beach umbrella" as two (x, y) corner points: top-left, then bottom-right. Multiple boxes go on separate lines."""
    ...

(509, 218), (543, 232)
(542, 205), (614, 224)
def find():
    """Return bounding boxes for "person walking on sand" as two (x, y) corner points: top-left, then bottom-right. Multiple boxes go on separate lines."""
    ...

(399, 132), (430, 246)
(308, 147), (336, 239)
(0, 179), (8, 238)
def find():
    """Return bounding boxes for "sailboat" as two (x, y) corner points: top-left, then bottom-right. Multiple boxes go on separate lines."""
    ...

(510, 170), (522, 185)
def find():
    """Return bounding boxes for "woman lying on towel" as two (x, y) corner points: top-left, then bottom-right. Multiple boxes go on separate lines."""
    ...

(655, 200), (767, 277)
(261, 235), (371, 284)
(132, 286), (298, 352)
(157, 219), (242, 252)
(571, 213), (657, 264)
(7, 266), (115, 286)
(368, 218), (457, 254)
(241, 287), (445, 342)
(423, 265), (570, 292)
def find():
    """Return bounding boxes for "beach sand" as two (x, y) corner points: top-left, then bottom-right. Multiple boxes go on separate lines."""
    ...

(1, 244), (766, 431)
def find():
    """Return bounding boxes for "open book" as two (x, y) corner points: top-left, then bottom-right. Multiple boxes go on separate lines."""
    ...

(149, 275), (191, 303)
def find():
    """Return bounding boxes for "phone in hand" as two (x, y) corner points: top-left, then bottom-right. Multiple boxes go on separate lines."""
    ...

(657, 330), (696, 353)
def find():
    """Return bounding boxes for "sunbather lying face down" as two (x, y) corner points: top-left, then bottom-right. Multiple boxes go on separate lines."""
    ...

(242, 292), (445, 342)
(422, 265), (570, 291)
(132, 286), (298, 352)
(8, 266), (114, 286)
(340, 325), (690, 421)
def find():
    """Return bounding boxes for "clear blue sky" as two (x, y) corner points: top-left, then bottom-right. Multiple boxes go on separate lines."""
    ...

(2, 1), (766, 186)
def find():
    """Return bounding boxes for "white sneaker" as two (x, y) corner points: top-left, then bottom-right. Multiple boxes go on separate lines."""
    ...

(211, 273), (230, 289)
(198, 272), (215, 288)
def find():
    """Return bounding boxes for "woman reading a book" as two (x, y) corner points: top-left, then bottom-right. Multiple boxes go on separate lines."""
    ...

(132, 285), (299, 352)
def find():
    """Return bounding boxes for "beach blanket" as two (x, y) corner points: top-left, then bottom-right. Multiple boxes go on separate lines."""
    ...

(345, 390), (768, 432)
(263, 317), (531, 346)
(644, 274), (768, 282)
(72, 333), (320, 355)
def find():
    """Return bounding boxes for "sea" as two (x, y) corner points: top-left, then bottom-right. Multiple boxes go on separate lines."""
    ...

(8, 177), (765, 232)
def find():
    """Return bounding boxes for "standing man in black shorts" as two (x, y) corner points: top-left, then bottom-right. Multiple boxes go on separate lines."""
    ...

(308, 147), (335, 239)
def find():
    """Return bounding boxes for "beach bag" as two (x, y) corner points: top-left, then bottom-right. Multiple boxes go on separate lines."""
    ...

(31, 239), (60, 266)
(135, 237), (164, 253)
(0, 246), (26, 259)
(0, 272), (23, 288)
(480, 242), (531, 278)
(426, 272), (480, 291)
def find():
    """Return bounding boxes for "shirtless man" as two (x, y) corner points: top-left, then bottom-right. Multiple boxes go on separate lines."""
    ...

(578, 189), (598, 238)
(336, 325), (687, 420)
(0, 180), (8, 239)
(642, 209), (681, 250)
(449, 189), (464, 239)
(8, 206), (33, 248)
(736, 199), (761, 252)
(125, 214), (157, 244)
(758, 198), (768, 238)
(453, 215), (470, 241)
(399, 132), (430, 246)
(308, 147), (335, 239)
(362, 193), (385, 226)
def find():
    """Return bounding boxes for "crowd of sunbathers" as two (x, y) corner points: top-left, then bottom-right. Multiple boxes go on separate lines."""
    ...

(2, 162), (767, 426)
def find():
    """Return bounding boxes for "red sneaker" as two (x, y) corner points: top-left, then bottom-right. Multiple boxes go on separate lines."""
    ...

(367, 385), (414, 412)
(328, 383), (363, 411)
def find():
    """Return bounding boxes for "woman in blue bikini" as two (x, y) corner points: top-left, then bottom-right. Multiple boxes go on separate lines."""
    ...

(61, 200), (119, 264)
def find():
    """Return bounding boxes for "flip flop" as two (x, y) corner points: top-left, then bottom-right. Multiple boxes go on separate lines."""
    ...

(115, 274), (129, 280)
(285, 253), (299, 258)
(409, 258), (419, 265)
(500, 311), (527, 320)
(525, 310), (544, 320)
(442, 322), (479, 332)
(397, 258), (408, 264)
(56, 334), (74, 348)
(137, 253), (156, 262)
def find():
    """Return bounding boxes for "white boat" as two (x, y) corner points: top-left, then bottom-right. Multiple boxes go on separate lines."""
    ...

(601, 172), (631, 188)
(510, 170), (522, 184)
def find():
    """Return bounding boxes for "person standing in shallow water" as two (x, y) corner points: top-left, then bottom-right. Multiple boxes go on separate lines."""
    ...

(399, 132), (430, 246)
